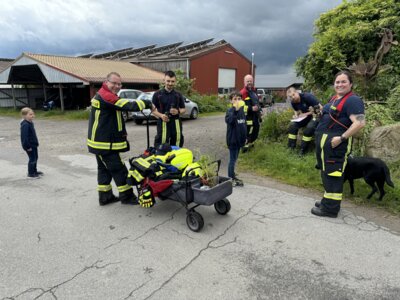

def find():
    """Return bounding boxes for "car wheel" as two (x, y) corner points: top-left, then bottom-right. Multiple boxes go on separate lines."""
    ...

(134, 119), (144, 125)
(190, 108), (198, 119)
(122, 111), (128, 122)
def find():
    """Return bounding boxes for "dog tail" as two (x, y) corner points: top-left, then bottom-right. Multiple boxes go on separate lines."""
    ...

(383, 165), (395, 188)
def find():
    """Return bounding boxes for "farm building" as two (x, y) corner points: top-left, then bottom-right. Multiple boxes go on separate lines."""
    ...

(83, 39), (254, 95)
(0, 53), (163, 109)
(255, 73), (304, 99)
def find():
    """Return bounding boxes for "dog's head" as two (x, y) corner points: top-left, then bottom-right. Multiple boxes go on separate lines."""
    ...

(309, 105), (322, 121)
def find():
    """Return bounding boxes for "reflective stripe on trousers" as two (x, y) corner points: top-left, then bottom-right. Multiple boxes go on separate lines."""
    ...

(316, 132), (352, 213)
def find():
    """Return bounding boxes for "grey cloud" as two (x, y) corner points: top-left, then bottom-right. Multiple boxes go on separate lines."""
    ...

(0, 0), (342, 74)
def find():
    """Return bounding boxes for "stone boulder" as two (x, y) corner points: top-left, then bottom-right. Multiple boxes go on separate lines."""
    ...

(366, 123), (400, 162)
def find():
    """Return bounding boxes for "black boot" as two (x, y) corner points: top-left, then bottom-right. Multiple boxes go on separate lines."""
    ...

(311, 206), (338, 218)
(288, 138), (296, 150)
(99, 190), (119, 206)
(300, 142), (309, 155)
(119, 189), (139, 205)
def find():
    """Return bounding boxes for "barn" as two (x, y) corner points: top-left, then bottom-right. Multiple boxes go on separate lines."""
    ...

(0, 53), (163, 109)
(83, 39), (254, 95)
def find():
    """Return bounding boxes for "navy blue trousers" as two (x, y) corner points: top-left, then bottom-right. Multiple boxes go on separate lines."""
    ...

(26, 147), (38, 175)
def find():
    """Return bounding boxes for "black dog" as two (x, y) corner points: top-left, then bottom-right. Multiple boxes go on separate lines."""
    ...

(344, 156), (395, 200)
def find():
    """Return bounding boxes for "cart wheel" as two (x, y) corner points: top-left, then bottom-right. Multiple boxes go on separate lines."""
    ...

(186, 211), (204, 232)
(214, 198), (231, 215)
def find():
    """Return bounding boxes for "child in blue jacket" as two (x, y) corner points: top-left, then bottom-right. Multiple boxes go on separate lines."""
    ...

(225, 91), (247, 186)
(20, 107), (42, 178)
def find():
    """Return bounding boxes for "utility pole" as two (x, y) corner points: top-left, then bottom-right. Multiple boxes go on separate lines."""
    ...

(251, 52), (254, 77)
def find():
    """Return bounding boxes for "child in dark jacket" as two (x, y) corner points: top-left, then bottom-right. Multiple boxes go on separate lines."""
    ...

(20, 107), (42, 178)
(225, 91), (247, 187)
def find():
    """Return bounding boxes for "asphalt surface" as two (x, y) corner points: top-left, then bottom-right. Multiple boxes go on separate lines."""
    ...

(1, 114), (400, 300)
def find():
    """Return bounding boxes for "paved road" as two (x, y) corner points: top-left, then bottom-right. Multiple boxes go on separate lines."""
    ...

(1, 115), (400, 299)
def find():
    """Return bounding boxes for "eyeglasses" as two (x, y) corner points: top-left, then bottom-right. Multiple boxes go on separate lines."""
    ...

(108, 80), (122, 87)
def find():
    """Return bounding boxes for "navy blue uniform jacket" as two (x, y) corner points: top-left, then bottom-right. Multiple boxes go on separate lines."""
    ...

(225, 106), (247, 149)
(291, 92), (319, 113)
(20, 119), (39, 150)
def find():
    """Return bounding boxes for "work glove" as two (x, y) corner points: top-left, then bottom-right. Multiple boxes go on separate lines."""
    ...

(139, 190), (155, 208)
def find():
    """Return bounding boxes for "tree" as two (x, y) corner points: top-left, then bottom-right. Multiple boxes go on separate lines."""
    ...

(347, 28), (398, 100)
(295, 0), (400, 99)
(158, 69), (196, 96)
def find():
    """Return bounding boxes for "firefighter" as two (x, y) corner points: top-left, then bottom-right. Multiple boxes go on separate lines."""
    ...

(286, 87), (322, 155)
(87, 72), (152, 206)
(152, 70), (186, 148)
(312, 71), (365, 218)
(240, 74), (261, 152)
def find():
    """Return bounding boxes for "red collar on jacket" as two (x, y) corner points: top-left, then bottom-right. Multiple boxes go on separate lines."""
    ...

(240, 86), (256, 98)
(98, 82), (119, 104)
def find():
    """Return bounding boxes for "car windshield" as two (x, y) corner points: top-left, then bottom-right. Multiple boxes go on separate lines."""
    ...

(137, 92), (153, 101)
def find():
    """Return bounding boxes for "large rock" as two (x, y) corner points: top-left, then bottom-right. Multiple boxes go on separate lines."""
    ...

(366, 123), (400, 161)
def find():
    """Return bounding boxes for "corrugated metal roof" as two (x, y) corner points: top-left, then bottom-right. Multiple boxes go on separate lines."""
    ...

(24, 53), (164, 84)
(255, 74), (304, 89)
(0, 59), (13, 73)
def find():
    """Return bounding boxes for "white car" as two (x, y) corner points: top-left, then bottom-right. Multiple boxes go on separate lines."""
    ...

(117, 89), (143, 121)
(131, 91), (199, 125)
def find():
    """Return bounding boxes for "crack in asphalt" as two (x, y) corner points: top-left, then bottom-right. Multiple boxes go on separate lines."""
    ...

(171, 228), (195, 239)
(141, 198), (263, 300)
(123, 281), (149, 300)
(3, 206), (183, 300)
(2, 260), (119, 300)
(3, 189), (396, 299)
(102, 207), (182, 251)
(209, 236), (238, 249)
(248, 197), (398, 235)
(104, 236), (130, 250)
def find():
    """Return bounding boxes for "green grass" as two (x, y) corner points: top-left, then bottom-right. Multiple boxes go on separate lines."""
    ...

(239, 141), (400, 215)
(1, 105), (223, 120)
(0, 108), (90, 120)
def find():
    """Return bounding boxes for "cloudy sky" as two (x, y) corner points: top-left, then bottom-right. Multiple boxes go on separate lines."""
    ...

(0, 0), (342, 74)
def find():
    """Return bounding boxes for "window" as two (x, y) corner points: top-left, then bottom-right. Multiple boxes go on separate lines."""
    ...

(218, 68), (236, 94)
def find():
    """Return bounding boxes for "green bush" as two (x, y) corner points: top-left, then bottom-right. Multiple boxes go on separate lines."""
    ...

(259, 109), (293, 141)
(271, 91), (286, 103)
(387, 84), (400, 121)
(190, 94), (228, 113)
(313, 86), (335, 104)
